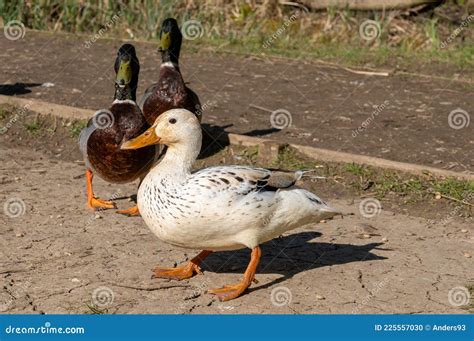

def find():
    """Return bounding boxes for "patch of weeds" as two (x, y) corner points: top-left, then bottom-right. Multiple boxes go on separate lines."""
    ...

(85, 304), (108, 314)
(238, 145), (259, 164)
(70, 120), (87, 138)
(24, 121), (41, 134)
(429, 178), (474, 201)
(0, 107), (9, 120)
(274, 146), (316, 170)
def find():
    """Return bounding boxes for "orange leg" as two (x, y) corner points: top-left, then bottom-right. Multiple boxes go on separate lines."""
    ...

(152, 250), (212, 280)
(86, 169), (116, 210)
(208, 246), (261, 301)
(116, 205), (140, 216)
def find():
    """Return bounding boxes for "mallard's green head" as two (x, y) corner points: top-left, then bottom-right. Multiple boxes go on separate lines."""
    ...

(114, 44), (140, 101)
(158, 18), (182, 64)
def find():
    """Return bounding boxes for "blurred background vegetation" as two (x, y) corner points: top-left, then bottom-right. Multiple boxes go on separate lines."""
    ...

(0, 0), (472, 68)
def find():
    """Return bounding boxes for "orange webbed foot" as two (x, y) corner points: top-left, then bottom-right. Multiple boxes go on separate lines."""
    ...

(152, 250), (212, 281)
(152, 263), (201, 281)
(116, 205), (140, 216)
(208, 283), (249, 301)
(88, 197), (117, 210)
(208, 246), (261, 301)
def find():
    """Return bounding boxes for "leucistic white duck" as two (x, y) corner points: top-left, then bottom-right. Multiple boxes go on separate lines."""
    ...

(121, 109), (341, 301)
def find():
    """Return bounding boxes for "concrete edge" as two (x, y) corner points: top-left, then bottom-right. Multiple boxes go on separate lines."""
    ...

(1, 95), (472, 181)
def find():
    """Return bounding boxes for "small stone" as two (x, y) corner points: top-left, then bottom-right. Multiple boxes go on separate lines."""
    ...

(381, 237), (388, 242)
(362, 234), (371, 239)
(71, 278), (80, 283)
(463, 253), (471, 258)
(15, 232), (25, 237)
(94, 213), (101, 219)
(56, 215), (62, 219)
(315, 294), (325, 300)
(320, 220), (326, 223)
(435, 192), (441, 200)
(461, 229), (468, 233)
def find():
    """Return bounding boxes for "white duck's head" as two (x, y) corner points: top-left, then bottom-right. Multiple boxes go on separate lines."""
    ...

(121, 108), (201, 150)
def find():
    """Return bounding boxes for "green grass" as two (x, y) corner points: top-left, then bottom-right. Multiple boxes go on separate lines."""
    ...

(1, 0), (472, 70)
(0, 107), (8, 120)
(24, 121), (41, 134)
(70, 120), (87, 138)
(273, 147), (473, 206)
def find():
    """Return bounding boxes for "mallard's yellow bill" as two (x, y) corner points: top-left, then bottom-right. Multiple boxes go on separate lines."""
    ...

(160, 32), (171, 51)
(121, 127), (161, 149)
(116, 59), (132, 86)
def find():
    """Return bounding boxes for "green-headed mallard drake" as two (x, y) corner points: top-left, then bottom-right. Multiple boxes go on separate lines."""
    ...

(138, 18), (202, 125)
(79, 44), (155, 215)
(121, 109), (341, 301)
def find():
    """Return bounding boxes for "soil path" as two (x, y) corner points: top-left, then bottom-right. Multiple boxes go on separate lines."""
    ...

(1, 31), (473, 173)
(0, 146), (472, 314)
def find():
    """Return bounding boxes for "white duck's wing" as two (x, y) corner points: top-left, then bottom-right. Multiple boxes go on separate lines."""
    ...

(191, 166), (304, 195)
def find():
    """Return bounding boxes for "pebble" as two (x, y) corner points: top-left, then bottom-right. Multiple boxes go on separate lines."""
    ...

(435, 193), (441, 200)
(461, 229), (468, 233)
(71, 278), (80, 283)
(15, 233), (25, 237)
(94, 213), (101, 219)
(463, 253), (471, 258)
(315, 294), (325, 300)
(381, 237), (388, 242)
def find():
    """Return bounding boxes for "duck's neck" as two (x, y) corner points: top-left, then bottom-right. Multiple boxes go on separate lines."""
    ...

(161, 49), (180, 69)
(151, 135), (201, 178)
(114, 82), (137, 101)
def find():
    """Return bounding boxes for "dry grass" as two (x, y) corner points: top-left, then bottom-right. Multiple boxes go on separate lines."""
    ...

(0, 1), (472, 69)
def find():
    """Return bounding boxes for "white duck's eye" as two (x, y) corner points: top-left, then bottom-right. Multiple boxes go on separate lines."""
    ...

(169, 118), (177, 124)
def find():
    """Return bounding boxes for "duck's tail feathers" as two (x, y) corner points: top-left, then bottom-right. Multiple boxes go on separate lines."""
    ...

(295, 169), (326, 181)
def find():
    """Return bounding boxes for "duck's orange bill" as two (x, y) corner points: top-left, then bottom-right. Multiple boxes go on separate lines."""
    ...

(121, 126), (161, 150)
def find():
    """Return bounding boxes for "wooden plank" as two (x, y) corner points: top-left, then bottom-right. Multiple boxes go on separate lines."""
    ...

(294, 0), (438, 10)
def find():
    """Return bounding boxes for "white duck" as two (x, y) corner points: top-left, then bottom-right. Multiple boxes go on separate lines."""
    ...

(121, 108), (341, 301)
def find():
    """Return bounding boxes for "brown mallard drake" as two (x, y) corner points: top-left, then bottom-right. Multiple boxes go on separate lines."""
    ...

(138, 18), (202, 125)
(79, 44), (155, 215)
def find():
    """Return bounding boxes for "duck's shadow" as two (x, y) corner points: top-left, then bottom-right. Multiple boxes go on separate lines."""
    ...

(0, 82), (44, 96)
(200, 231), (387, 290)
(199, 123), (280, 159)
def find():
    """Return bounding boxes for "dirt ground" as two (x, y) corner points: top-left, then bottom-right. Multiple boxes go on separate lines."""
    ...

(0, 137), (473, 314)
(1, 31), (473, 174)
(0, 31), (473, 315)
